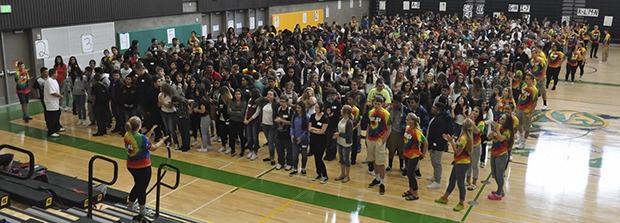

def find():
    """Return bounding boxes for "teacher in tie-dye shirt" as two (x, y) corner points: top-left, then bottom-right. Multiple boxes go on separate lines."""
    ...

(124, 116), (168, 216)
(366, 96), (392, 195)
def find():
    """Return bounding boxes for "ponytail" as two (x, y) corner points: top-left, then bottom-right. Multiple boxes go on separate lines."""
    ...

(125, 116), (141, 133)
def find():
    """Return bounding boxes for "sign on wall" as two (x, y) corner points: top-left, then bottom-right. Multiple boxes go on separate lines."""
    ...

(379, 1), (386, 10)
(576, 8), (599, 17)
(604, 16), (613, 27)
(463, 4), (473, 18)
(493, 12), (501, 18)
(562, 16), (570, 25)
(412, 2), (420, 9)
(476, 5), (484, 15)
(439, 2), (447, 11)
(404, 1), (410, 10)
(119, 33), (130, 50)
(81, 34), (94, 54)
(520, 5), (530, 13)
(508, 4), (519, 12)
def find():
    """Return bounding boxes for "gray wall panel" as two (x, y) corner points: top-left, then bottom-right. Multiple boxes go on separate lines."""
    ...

(114, 13), (203, 34)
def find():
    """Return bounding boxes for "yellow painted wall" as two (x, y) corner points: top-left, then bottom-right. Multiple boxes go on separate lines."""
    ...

(272, 9), (324, 32)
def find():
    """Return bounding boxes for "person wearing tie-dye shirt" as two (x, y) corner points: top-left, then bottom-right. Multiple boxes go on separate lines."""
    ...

(124, 116), (168, 216)
(530, 45), (548, 109)
(515, 74), (538, 148)
(466, 107), (485, 191)
(366, 96), (392, 195)
(511, 62), (525, 100)
(546, 44), (565, 91)
(14, 61), (33, 122)
(487, 114), (514, 200)
(602, 29), (611, 62)
(435, 118), (474, 212)
(402, 113), (427, 201)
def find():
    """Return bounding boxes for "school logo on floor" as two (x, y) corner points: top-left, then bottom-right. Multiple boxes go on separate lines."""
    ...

(543, 110), (609, 129)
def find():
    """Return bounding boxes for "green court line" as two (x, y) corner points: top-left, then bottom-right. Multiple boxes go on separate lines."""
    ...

(460, 172), (493, 222)
(0, 102), (458, 223)
(560, 79), (620, 88)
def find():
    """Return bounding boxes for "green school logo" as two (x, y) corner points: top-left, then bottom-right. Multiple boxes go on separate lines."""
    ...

(544, 110), (608, 129)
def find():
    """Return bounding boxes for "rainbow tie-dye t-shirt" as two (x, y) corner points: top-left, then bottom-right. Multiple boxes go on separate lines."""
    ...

(473, 121), (485, 146)
(351, 105), (361, 129)
(512, 70), (524, 90)
(14, 70), (30, 95)
(530, 56), (546, 79)
(367, 107), (391, 141)
(548, 51), (565, 68)
(491, 128), (511, 157)
(517, 84), (538, 114)
(124, 132), (152, 169)
(403, 126), (426, 159)
(453, 135), (471, 164)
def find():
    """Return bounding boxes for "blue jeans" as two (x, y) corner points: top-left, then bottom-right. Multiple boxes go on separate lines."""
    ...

(161, 112), (179, 146)
(200, 116), (212, 148)
(291, 141), (308, 169)
(246, 120), (260, 152)
(73, 94), (86, 119)
(262, 124), (276, 159)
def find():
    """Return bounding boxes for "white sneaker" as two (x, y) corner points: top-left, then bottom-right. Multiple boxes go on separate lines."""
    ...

(59, 127), (66, 132)
(542, 105), (548, 110)
(284, 165), (292, 171)
(191, 140), (199, 147)
(197, 148), (209, 152)
(250, 152), (258, 161)
(82, 120), (89, 126)
(246, 152), (253, 159)
(224, 148), (231, 154)
(275, 164), (282, 170)
(49, 133), (60, 138)
(218, 147), (226, 153)
(174, 145), (181, 151)
(427, 181), (441, 189)
(368, 170), (376, 176)
(77, 120), (82, 126)
(426, 176), (435, 181)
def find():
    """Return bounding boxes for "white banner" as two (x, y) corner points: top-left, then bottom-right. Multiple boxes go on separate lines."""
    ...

(576, 8), (599, 17)
(476, 5), (484, 15)
(412, 2), (420, 9)
(379, 1), (386, 10)
(508, 4), (519, 12)
(604, 16), (613, 27)
(404, 1), (410, 10)
(520, 5), (530, 13)
(439, 2), (447, 11)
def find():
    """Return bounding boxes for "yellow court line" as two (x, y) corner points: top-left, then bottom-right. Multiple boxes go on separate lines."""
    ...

(258, 180), (321, 223)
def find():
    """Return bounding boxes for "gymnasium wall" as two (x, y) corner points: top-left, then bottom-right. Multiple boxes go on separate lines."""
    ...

(269, 0), (371, 28)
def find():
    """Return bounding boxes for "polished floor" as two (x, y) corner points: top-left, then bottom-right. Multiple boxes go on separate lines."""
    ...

(2, 47), (620, 223)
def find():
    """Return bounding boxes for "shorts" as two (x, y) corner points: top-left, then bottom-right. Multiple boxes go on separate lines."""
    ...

(536, 79), (546, 96)
(366, 140), (388, 166)
(516, 110), (532, 131)
(18, 93), (29, 104)
(0, 154), (14, 167)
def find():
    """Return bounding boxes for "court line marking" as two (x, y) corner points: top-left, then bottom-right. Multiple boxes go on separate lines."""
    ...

(146, 178), (200, 205)
(461, 172), (492, 222)
(258, 181), (321, 223)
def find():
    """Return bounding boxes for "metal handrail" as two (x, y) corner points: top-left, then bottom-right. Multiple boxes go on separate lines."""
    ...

(155, 163), (180, 219)
(0, 144), (35, 179)
(87, 155), (118, 219)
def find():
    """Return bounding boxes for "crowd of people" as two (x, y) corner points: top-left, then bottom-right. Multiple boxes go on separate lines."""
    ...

(14, 11), (612, 214)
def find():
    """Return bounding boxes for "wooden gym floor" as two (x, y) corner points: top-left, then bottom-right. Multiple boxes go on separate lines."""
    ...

(2, 47), (620, 223)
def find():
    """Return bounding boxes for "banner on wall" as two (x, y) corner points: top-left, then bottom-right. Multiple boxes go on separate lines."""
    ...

(412, 2), (420, 9)
(508, 4), (519, 12)
(379, 1), (386, 10)
(604, 16), (613, 27)
(476, 5), (484, 15)
(576, 8), (599, 17)
(404, 1), (410, 10)
(562, 16), (570, 25)
(520, 5), (530, 13)
(493, 12), (501, 18)
(439, 2), (446, 11)
(463, 4), (473, 18)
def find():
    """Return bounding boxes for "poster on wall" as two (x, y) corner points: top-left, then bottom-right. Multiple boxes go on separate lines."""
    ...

(439, 2), (447, 11)
(119, 33), (130, 50)
(314, 10), (320, 22)
(404, 1), (410, 10)
(213, 25), (219, 32)
(493, 12), (501, 18)
(520, 5), (530, 13)
(350, 0), (353, 8)
(379, 1), (386, 10)
(258, 20), (263, 27)
(523, 14), (531, 23)
(202, 25), (208, 37)
(338, 0), (341, 10)
(326, 6), (330, 18)
(81, 34), (94, 54)
(576, 8), (599, 17)
(235, 23), (242, 29)
(463, 4), (473, 19)
(166, 29), (175, 44)
(228, 20), (234, 28)
(561, 16), (570, 25)
(35, 40), (50, 59)
(604, 16), (613, 27)
(508, 4), (519, 12)
(250, 17), (256, 29)
(412, 2), (420, 9)
(476, 5), (484, 15)
(302, 13), (308, 23)
(359, 0), (362, 8)
(273, 16), (280, 28)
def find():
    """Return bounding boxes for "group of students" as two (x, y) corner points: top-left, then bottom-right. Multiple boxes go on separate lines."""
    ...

(14, 10), (609, 216)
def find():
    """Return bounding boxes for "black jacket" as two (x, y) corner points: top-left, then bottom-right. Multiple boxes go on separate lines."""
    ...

(427, 113), (452, 151)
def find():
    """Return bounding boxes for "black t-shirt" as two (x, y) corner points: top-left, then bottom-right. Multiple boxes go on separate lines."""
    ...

(276, 106), (293, 139)
(324, 100), (341, 129)
(309, 113), (328, 138)
(92, 83), (109, 105)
